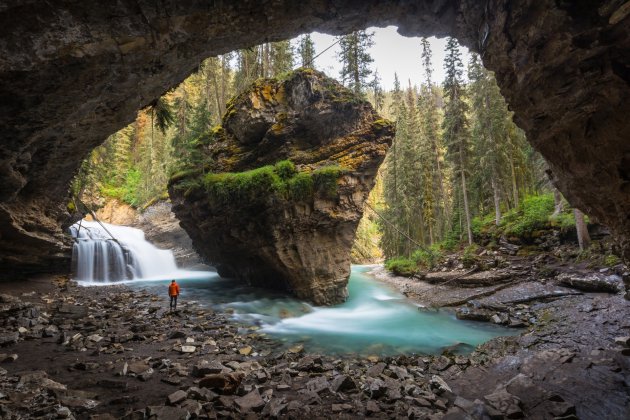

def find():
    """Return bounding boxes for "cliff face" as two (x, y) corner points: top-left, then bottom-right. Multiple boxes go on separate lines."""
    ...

(169, 70), (393, 305)
(1, 1), (629, 280)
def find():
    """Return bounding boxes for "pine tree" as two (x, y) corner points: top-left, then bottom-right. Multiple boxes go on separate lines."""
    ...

(297, 34), (316, 68)
(337, 30), (375, 96)
(271, 40), (294, 76)
(370, 69), (385, 112)
(419, 37), (448, 240)
(442, 37), (473, 245)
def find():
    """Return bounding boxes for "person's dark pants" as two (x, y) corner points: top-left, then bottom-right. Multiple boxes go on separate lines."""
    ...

(170, 295), (178, 310)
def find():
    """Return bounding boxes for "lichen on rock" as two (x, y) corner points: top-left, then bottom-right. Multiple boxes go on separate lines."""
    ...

(169, 69), (393, 305)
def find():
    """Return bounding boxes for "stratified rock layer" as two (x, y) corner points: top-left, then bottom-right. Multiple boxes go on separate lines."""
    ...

(169, 70), (393, 304)
(1, 1), (630, 278)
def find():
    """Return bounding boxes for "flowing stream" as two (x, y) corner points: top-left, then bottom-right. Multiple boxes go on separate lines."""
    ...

(71, 221), (519, 355)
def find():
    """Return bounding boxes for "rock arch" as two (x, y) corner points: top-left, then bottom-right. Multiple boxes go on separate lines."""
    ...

(1, 0), (629, 276)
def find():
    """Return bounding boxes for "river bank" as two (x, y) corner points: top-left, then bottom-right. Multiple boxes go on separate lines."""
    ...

(0, 262), (629, 419)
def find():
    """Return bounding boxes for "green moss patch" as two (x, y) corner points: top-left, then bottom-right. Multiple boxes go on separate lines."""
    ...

(200, 160), (345, 204)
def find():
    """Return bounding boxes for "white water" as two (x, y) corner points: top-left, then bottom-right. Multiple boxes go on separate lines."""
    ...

(70, 220), (183, 282)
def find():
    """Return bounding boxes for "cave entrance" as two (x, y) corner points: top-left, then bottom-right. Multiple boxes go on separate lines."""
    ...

(1, 2), (628, 283)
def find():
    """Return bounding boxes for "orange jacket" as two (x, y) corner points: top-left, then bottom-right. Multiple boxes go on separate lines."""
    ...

(168, 282), (180, 297)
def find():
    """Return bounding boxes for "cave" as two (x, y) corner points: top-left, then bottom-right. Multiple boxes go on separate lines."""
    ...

(0, 0), (629, 283)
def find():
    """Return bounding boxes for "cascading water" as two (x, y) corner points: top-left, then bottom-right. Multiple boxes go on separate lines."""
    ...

(70, 220), (179, 282)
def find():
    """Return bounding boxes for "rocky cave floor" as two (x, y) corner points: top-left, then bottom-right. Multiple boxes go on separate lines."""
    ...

(0, 251), (629, 419)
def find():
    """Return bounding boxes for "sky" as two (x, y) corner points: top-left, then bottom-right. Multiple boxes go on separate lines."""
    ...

(308, 26), (471, 91)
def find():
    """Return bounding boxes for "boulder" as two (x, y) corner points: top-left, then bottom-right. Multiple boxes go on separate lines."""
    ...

(169, 69), (393, 305)
(557, 272), (622, 293)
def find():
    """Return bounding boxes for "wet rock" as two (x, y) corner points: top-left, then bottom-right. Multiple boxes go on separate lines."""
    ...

(305, 376), (330, 394)
(484, 389), (523, 418)
(367, 362), (386, 377)
(366, 400), (381, 414)
(0, 332), (19, 346)
(330, 374), (357, 392)
(199, 372), (244, 395)
(429, 375), (452, 395)
(235, 389), (265, 412)
(167, 389), (188, 405)
(614, 336), (630, 347)
(127, 361), (150, 375)
(192, 360), (226, 377)
(432, 356), (452, 372)
(557, 272), (622, 293)
(365, 378), (387, 399)
(188, 386), (218, 402)
(262, 398), (288, 417)
(146, 406), (190, 420)
(180, 399), (202, 416)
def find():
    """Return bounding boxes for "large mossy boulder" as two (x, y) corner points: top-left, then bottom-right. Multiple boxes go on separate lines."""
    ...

(168, 69), (393, 305)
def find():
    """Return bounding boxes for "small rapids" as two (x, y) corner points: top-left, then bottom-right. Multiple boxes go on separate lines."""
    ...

(131, 266), (519, 356)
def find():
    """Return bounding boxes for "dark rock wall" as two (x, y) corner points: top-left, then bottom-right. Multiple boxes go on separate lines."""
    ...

(1, 0), (629, 277)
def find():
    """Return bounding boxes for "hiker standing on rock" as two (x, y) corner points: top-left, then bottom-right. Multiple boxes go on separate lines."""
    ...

(168, 280), (180, 311)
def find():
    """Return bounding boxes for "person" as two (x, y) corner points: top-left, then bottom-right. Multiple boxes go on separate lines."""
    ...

(168, 280), (180, 310)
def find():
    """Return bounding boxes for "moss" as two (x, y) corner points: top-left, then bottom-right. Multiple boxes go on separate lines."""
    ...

(312, 165), (346, 198)
(274, 160), (297, 180)
(371, 118), (394, 131)
(200, 160), (345, 204)
(287, 172), (314, 200)
(603, 254), (621, 266)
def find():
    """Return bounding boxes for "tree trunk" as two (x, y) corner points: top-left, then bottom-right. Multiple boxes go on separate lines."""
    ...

(510, 156), (519, 208)
(574, 208), (591, 250)
(460, 145), (473, 245)
(491, 175), (501, 226)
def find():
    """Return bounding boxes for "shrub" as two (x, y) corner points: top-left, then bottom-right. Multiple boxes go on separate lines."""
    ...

(503, 194), (555, 237)
(385, 257), (418, 277)
(412, 247), (442, 270)
(462, 243), (481, 268)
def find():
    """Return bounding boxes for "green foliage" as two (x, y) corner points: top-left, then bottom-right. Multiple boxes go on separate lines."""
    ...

(385, 257), (418, 277)
(203, 165), (283, 203)
(503, 194), (554, 237)
(312, 165), (345, 198)
(411, 246), (442, 270)
(151, 97), (175, 135)
(462, 243), (480, 268)
(603, 254), (621, 267)
(549, 211), (575, 231)
(287, 172), (314, 200)
(274, 160), (297, 180)
(199, 161), (345, 204)
(100, 168), (142, 207)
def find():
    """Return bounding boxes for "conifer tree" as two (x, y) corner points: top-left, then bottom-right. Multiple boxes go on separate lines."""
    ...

(271, 40), (294, 76)
(442, 37), (473, 245)
(419, 37), (448, 240)
(337, 30), (375, 95)
(297, 34), (316, 68)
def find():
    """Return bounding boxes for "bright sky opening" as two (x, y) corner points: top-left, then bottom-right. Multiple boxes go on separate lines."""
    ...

(309, 26), (471, 91)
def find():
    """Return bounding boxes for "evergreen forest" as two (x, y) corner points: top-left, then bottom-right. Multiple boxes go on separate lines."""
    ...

(72, 32), (585, 270)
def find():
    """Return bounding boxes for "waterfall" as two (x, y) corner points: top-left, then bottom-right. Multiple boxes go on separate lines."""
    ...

(70, 220), (178, 282)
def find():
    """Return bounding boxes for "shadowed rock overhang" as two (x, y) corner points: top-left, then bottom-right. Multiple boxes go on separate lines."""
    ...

(0, 0), (629, 277)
